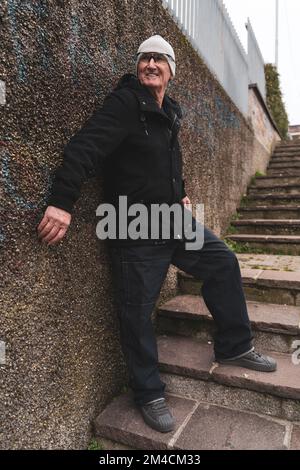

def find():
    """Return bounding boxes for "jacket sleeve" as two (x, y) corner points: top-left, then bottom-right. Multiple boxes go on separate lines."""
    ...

(47, 91), (131, 214)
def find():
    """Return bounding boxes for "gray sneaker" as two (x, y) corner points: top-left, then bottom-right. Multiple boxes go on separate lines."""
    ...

(139, 398), (175, 433)
(217, 349), (277, 372)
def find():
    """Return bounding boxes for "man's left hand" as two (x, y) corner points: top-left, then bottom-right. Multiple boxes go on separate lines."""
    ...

(181, 196), (191, 206)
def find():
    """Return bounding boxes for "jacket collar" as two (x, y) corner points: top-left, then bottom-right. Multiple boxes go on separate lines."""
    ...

(114, 73), (182, 131)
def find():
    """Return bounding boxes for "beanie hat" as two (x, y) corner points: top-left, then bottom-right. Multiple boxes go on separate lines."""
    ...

(136, 35), (176, 78)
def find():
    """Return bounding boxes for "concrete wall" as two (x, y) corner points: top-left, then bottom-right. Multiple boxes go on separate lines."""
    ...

(0, 0), (280, 449)
(248, 87), (281, 175)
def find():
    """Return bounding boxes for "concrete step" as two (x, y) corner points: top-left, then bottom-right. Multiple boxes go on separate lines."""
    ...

(236, 253), (300, 272)
(273, 153), (300, 159)
(244, 194), (300, 207)
(274, 147), (300, 154)
(254, 176), (300, 187)
(276, 143), (300, 149)
(94, 391), (297, 449)
(248, 184), (300, 196)
(268, 162), (300, 169)
(225, 233), (300, 255)
(267, 169), (300, 177)
(275, 155), (300, 159)
(158, 335), (300, 401)
(158, 335), (300, 425)
(237, 206), (300, 219)
(178, 267), (300, 306)
(269, 155), (300, 165)
(230, 219), (300, 235)
(157, 294), (300, 354)
(276, 142), (300, 147)
(272, 151), (300, 158)
(274, 153), (300, 157)
(271, 156), (300, 162)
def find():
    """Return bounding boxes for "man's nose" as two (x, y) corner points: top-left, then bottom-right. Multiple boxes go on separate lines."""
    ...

(147, 57), (157, 67)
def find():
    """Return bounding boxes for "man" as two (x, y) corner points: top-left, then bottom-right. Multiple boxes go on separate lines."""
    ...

(37, 35), (277, 434)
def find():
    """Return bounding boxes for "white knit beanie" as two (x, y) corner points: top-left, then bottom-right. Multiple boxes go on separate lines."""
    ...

(136, 35), (176, 78)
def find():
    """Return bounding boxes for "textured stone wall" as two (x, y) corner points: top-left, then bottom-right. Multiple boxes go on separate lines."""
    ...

(0, 0), (280, 449)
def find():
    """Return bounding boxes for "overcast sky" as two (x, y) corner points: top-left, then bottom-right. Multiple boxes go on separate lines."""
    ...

(223, 0), (300, 125)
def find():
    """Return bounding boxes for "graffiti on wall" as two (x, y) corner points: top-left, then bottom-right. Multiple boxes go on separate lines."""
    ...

(6, 0), (126, 86)
(172, 83), (241, 155)
(7, 0), (50, 82)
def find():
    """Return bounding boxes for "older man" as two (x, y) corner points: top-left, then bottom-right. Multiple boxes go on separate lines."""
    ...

(37, 35), (277, 434)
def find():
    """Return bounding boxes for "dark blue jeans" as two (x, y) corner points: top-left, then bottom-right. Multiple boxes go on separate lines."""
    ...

(108, 224), (253, 407)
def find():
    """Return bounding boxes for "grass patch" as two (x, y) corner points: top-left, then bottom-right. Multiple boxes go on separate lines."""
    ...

(223, 239), (267, 254)
(231, 212), (241, 221)
(250, 171), (266, 186)
(88, 439), (104, 450)
(239, 195), (250, 208)
(249, 265), (280, 271)
(226, 224), (239, 234)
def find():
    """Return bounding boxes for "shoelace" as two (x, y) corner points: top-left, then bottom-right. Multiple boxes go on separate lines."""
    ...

(147, 399), (169, 416)
(249, 350), (263, 359)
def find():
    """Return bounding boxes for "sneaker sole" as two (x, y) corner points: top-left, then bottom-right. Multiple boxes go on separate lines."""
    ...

(218, 358), (277, 372)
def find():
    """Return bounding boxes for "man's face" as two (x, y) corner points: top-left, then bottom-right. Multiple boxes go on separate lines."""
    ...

(137, 53), (172, 91)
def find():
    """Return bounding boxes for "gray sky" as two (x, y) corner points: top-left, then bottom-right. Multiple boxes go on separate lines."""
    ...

(223, 0), (300, 125)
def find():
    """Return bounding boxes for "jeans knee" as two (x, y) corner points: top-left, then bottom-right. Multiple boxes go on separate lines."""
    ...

(212, 248), (238, 281)
(227, 248), (238, 262)
(224, 249), (238, 269)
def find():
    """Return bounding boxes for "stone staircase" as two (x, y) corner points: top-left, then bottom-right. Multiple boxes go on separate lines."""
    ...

(227, 141), (300, 255)
(94, 141), (300, 450)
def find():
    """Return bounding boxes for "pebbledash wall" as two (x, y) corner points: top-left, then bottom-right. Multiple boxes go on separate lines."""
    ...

(0, 0), (280, 449)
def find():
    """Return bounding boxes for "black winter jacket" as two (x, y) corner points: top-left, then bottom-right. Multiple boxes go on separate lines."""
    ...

(48, 73), (187, 245)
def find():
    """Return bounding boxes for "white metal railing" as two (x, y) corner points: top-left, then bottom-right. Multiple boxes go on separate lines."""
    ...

(247, 19), (266, 100)
(162, 0), (267, 117)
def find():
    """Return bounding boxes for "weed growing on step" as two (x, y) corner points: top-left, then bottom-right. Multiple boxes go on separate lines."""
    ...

(250, 171), (266, 187)
(224, 239), (266, 254)
(231, 212), (241, 221)
(239, 195), (249, 207)
(88, 439), (104, 450)
(226, 224), (238, 235)
(251, 265), (281, 271)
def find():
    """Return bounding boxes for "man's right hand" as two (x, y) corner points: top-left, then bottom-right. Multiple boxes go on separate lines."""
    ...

(37, 206), (71, 245)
